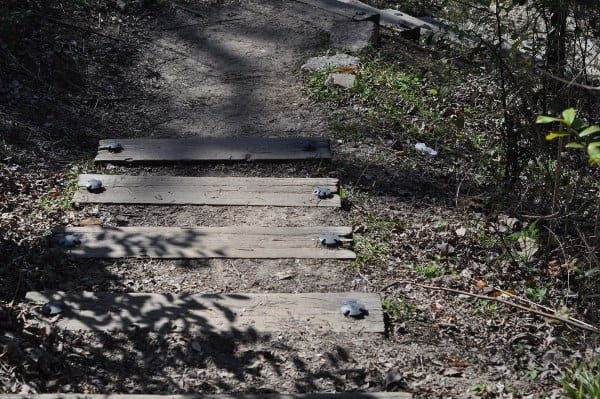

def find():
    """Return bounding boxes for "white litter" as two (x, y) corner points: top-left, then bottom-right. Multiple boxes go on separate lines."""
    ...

(415, 142), (438, 156)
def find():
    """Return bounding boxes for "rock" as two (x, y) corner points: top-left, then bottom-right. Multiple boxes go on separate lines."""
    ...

(85, 178), (103, 193)
(301, 54), (360, 72)
(442, 367), (463, 377)
(330, 19), (379, 53)
(326, 72), (356, 89)
(58, 234), (81, 247)
(42, 301), (64, 316)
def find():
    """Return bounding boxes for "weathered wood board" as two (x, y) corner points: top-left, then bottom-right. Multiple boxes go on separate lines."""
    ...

(74, 174), (340, 207)
(1, 393), (411, 399)
(55, 226), (356, 259)
(95, 137), (331, 162)
(296, 0), (440, 32)
(25, 291), (384, 333)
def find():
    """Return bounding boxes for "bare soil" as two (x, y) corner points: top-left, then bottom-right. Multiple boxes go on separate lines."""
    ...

(1, 1), (598, 398)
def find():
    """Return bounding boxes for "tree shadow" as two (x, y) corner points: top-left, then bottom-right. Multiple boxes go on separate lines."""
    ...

(1, 1), (402, 395)
(12, 290), (386, 393)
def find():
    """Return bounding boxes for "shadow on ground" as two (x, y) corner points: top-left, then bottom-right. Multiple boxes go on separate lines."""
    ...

(0, 0), (404, 394)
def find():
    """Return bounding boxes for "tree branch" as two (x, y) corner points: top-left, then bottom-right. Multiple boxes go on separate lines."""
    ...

(383, 280), (599, 333)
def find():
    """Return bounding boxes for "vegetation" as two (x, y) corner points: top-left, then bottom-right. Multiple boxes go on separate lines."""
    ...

(563, 357), (600, 399)
(304, 1), (599, 395)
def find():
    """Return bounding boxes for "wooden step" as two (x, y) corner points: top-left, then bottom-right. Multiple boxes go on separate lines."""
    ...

(74, 174), (340, 207)
(25, 291), (385, 334)
(1, 393), (411, 399)
(94, 137), (331, 163)
(55, 226), (356, 259)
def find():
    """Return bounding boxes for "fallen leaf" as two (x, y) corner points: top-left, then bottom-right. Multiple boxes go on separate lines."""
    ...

(497, 214), (520, 230)
(275, 269), (297, 280)
(455, 226), (467, 236)
(517, 236), (539, 259)
(448, 356), (471, 368)
(491, 289), (517, 298)
(432, 303), (445, 313)
(475, 280), (487, 289)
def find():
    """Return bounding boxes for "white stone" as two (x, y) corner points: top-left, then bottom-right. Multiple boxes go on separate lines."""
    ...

(301, 54), (360, 72)
(326, 72), (356, 89)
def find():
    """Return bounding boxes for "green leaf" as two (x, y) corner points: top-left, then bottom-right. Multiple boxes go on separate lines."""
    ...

(546, 132), (569, 140)
(588, 142), (600, 163)
(562, 108), (577, 126)
(571, 118), (586, 131)
(565, 142), (585, 149)
(536, 115), (562, 124)
(585, 267), (599, 277)
(579, 125), (600, 137)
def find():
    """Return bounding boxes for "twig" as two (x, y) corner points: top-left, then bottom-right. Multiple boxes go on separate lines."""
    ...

(382, 280), (599, 333)
(9, 270), (23, 308)
(454, 175), (465, 208)
(537, 66), (600, 91)
(575, 226), (600, 270)
(479, 280), (598, 330)
(1, 47), (41, 83)
(521, 212), (559, 220)
(490, 227), (520, 267)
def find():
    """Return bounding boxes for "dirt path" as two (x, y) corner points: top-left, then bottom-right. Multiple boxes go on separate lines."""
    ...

(72, 1), (357, 297)
(9, 0), (390, 394)
(115, 1), (332, 138)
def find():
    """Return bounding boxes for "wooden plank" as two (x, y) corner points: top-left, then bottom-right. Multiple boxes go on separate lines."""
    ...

(25, 292), (385, 334)
(1, 393), (411, 399)
(94, 137), (331, 163)
(73, 174), (340, 207)
(296, 0), (439, 31)
(56, 226), (356, 259)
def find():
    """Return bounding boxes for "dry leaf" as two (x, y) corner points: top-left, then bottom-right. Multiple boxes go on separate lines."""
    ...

(517, 236), (539, 259)
(455, 227), (467, 237)
(491, 289), (516, 298)
(475, 280), (487, 289)
(432, 303), (445, 313)
(497, 214), (520, 230)
(275, 269), (297, 280)
(448, 356), (471, 368)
